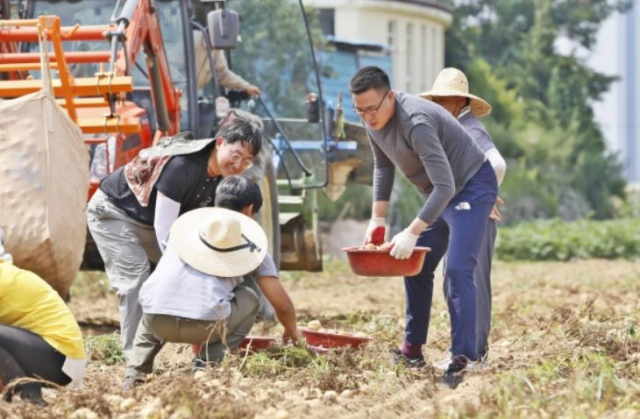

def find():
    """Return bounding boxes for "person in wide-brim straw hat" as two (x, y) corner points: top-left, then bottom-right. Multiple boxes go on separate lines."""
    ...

(124, 177), (300, 391)
(170, 207), (268, 277)
(419, 67), (492, 118)
(419, 67), (507, 373)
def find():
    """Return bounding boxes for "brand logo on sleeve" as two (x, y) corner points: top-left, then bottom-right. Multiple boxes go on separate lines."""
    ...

(455, 202), (471, 211)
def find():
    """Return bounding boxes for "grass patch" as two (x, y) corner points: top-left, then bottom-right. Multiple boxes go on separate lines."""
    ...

(479, 298), (640, 418)
(85, 333), (125, 365)
(239, 345), (327, 377)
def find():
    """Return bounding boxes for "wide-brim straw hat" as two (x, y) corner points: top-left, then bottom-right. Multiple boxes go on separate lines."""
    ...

(169, 207), (267, 277)
(418, 68), (492, 117)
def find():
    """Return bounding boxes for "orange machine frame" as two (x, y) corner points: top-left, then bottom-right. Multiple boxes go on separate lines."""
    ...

(0, 4), (182, 196)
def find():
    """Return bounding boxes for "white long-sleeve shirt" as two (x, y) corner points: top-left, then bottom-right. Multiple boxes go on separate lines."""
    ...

(458, 107), (506, 185)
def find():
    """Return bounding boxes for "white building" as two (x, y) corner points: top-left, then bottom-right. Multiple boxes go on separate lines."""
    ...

(309, 0), (453, 93)
(589, 2), (639, 183)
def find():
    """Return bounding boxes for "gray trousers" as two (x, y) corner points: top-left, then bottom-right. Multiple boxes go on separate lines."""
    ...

(87, 190), (162, 360)
(125, 286), (259, 378)
(443, 218), (497, 359)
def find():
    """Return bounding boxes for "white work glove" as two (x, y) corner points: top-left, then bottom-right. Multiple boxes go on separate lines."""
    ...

(389, 229), (419, 260)
(363, 217), (386, 245)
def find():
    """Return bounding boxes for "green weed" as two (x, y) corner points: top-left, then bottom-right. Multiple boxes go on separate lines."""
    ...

(85, 333), (125, 365)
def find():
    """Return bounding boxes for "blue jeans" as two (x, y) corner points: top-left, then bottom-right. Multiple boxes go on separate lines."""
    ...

(404, 161), (497, 360)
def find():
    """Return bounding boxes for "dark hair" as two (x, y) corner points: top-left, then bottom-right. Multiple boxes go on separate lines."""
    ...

(216, 117), (263, 157)
(349, 66), (391, 94)
(214, 175), (263, 214)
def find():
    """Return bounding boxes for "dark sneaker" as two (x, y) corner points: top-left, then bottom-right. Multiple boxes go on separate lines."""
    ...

(392, 349), (427, 368)
(122, 376), (145, 392)
(21, 395), (47, 407)
(438, 356), (468, 389)
(192, 357), (208, 372)
(447, 355), (469, 372)
(191, 356), (223, 374)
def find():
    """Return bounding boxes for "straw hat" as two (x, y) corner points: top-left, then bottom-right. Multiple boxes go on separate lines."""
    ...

(418, 68), (492, 117)
(169, 207), (267, 277)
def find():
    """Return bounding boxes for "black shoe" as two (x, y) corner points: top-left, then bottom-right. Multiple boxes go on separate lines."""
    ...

(439, 369), (465, 389)
(392, 349), (426, 368)
(192, 357), (207, 372)
(438, 356), (468, 389)
(122, 376), (144, 392)
(21, 395), (47, 407)
(446, 355), (469, 373)
(191, 357), (222, 374)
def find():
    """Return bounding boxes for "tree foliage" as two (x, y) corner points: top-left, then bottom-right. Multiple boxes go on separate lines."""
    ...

(446, 0), (630, 221)
(228, 0), (324, 119)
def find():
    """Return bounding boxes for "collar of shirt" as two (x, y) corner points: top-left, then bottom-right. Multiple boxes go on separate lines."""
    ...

(458, 106), (472, 120)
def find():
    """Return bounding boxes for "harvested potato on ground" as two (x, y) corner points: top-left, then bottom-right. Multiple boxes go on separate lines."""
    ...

(307, 320), (322, 331)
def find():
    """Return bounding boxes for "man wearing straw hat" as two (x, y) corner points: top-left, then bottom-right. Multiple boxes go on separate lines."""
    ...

(419, 68), (507, 370)
(123, 177), (299, 389)
(350, 66), (498, 377)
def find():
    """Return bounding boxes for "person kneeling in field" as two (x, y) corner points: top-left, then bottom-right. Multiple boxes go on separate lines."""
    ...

(123, 177), (299, 390)
(0, 229), (85, 406)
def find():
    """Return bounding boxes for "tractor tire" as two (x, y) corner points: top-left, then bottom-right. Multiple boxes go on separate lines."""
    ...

(81, 228), (105, 271)
(258, 156), (281, 269)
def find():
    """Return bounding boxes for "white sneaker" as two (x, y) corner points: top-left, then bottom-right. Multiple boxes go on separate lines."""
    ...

(467, 354), (490, 372)
(433, 354), (452, 371)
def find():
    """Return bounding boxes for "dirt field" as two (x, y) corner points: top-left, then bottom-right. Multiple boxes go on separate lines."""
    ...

(2, 259), (639, 418)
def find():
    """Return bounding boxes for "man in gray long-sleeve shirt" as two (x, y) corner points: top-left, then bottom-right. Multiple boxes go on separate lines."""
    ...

(350, 66), (498, 374)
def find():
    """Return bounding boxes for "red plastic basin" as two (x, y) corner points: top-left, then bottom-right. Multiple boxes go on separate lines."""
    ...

(300, 327), (371, 349)
(342, 246), (431, 277)
(191, 336), (276, 355)
(238, 336), (276, 351)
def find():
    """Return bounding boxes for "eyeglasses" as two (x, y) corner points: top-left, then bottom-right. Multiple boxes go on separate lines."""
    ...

(229, 151), (254, 169)
(352, 89), (390, 117)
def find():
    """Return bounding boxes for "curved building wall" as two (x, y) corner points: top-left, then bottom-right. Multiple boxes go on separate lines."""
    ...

(308, 0), (452, 94)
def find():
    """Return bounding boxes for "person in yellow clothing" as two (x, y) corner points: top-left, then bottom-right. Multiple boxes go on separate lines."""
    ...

(0, 229), (85, 405)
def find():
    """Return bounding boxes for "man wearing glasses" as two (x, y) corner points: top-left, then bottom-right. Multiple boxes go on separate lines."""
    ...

(350, 66), (498, 378)
(87, 115), (262, 360)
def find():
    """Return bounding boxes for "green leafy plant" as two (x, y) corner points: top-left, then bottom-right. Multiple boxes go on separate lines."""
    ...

(496, 218), (640, 261)
(85, 333), (125, 365)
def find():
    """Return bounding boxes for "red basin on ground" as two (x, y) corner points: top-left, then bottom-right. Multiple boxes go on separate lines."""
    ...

(300, 327), (371, 349)
(342, 246), (431, 277)
(191, 336), (276, 355)
(237, 336), (276, 351)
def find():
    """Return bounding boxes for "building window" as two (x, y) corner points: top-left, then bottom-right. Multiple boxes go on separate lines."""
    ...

(431, 27), (437, 84)
(406, 23), (413, 92)
(421, 25), (428, 91)
(318, 8), (335, 36)
(387, 20), (396, 50)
